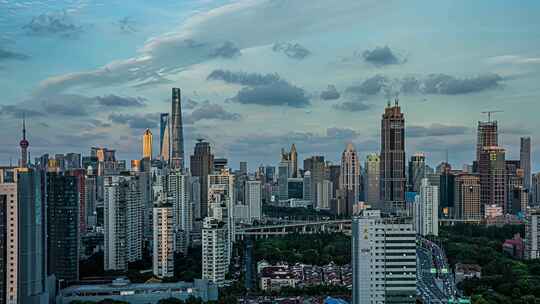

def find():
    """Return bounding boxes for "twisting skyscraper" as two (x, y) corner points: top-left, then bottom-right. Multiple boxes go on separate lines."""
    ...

(381, 99), (406, 213)
(171, 88), (185, 169)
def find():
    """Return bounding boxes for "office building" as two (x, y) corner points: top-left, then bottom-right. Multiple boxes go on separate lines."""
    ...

(65, 153), (82, 170)
(159, 113), (170, 163)
(104, 175), (143, 271)
(190, 140), (214, 218)
(476, 121), (498, 165)
(316, 180), (332, 210)
(46, 173), (80, 283)
(408, 153), (426, 193)
(142, 129), (153, 159)
(208, 170), (234, 263)
(439, 167), (456, 218)
(364, 154), (381, 209)
(521, 137), (532, 191)
(339, 143), (360, 216)
(303, 171), (312, 203)
(245, 180), (262, 221)
(533, 173), (540, 205)
(352, 210), (416, 304)
(170, 88), (185, 169)
(280, 144), (298, 178)
(454, 174), (481, 220)
(525, 208), (540, 260)
(479, 146), (506, 212)
(287, 178), (303, 199)
(214, 158), (228, 173)
(265, 166), (275, 183)
(84, 168), (97, 227)
(153, 203), (175, 278)
(278, 161), (289, 201)
(381, 100), (406, 213)
(304, 156), (325, 207)
(414, 178), (439, 236)
(202, 217), (228, 287)
(0, 182), (17, 304)
(327, 164), (341, 200)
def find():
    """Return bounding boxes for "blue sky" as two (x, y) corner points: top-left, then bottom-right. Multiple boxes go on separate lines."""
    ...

(1, 0), (539, 170)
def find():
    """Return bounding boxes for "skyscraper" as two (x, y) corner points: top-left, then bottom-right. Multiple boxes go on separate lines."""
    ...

(454, 173), (481, 220)
(408, 153), (426, 193)
(364, 154), (381, 208)
(46, 172), (80, 283)
(0, 182), (16, 304)
(208, 170), (234, 264)
(339, 143), (360, 216)
(168, 170), (192, 253)
(381, 100), (406, 213)
(304, 156), (325, 207)
(290, 144), (298, 178)
(142, 129), (153, 159)
(414, 178), (439, 236)
(190, 140), (214, 218)
(479, 146), (506, 213)
(352, 210), (416, 304)
(521, 137), (532, 190)
(153, 202), (175, 279)
(170, 88), (185, 169)
(245, 180), (262, 221)
(278, 161), (289, 201)
(159, 113), (171, 163)
(476, 121), (498, 165)
(202, 217), (228, 287)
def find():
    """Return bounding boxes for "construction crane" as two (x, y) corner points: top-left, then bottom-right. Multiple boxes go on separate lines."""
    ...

(481, 110), (503, 122)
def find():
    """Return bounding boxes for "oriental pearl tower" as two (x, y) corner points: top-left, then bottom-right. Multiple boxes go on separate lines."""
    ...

(19, 116), (29, 168)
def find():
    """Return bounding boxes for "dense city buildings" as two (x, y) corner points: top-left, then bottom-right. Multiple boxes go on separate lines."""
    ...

(380, 100), (406, 213)
(352, 210), (416, 304)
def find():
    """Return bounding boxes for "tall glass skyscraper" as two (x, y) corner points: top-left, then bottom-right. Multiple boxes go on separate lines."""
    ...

(159, 113), (170, 163)
(170, 88), (185, 170)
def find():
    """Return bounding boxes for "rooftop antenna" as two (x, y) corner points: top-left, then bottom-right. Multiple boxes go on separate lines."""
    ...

(481, 110), (503, 122)
(394, 97), (399, 106)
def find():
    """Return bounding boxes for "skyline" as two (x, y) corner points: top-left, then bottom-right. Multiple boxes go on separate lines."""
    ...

(1, 0), (540, 169)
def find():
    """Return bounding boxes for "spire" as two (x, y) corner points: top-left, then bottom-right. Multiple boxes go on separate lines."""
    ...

(394, 97), (399, 106)
(22, 113), (26, 140)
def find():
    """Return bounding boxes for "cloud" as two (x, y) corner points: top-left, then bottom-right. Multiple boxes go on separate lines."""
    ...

(272, 42), (311, 59)
(23, 11), (84, 38)
(0, 48), (29, 61)
(333, 100), (372, 112)
(362, 46), (405, 66)
(486, 55), (540, 65)
(346, 75), (390, 95)
(96, 95), (146, 107)
(185, 101), (241, 124)
(109, 113), (159, 129)
(400, 76), (421, 94)
(43, 102), (89, 116)
(320, 85), (341, 100)
(183, 98), (199, 110)
(207, 70), (281, 86)
(0, 105), (44, 118)
(421, 73), (504, 95)
(116, 17), (137, 33)
(231, 80), (310, 107)
(407, 124), (469, 138)
(209, 41), (241, 58)
(326, 127), (360, 139)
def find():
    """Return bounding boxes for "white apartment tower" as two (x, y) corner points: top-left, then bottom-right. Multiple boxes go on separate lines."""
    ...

(202, 217), (228, 287)
(245, 180), (262, 221)
(168, 170), (192, 253)
(526, 208), (540, 260)
(153, 204), (175, 278)
(352, 210), (416, 304)
(414, 178), (439, 237)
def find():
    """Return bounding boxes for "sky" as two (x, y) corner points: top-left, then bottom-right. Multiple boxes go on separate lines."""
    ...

(1, 0), (540, 171)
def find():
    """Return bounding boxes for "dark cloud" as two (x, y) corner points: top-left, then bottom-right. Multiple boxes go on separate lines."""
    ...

(400, 76), (421, 94)
(116, 17), (137, 33)
(209, 41), (241, 58)
(0, 105), (44, 118)
(272, 42), (311, 60)
(333, 101), (372, 112)
(109, 113), (159, 129)
(207, 70), (281, 86)
(320, 85), (341, 100)
(43, 102), (89, 116)
(23, 11), (84, 38)
(422, 73), (503, 95)
(346, 75), (389, 95)
(231, 80), (310, 107)
(407, 124), (469, 138)
(96, 95), (146, 107)
(186, 101), (241, 124)
(183, 98), (199, 110)
(362, 46), (405, 66)
(0, 48), (29, 61)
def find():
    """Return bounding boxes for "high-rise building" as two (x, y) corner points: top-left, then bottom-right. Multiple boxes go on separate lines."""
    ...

(168, 170), (192, 253)
(104, 175), (142, 271)
(364, 154), (381, 208)
(190, 140), (214, 218)
(533, 173), (540, 205)
(65, 153), (82, 170)
(265, 166), (275, 183)
(408, 153), (426, 193)
(476, 121), (498, 165)
(454, 174), (481, 219)
(0, 182), (17, 304)
(304, 156), (325, 207)
(214, 158), (228, 173)
(0, 191), (6, 304)
(170, 88), (185, 169)
(153, 203), (175, 279)
(46, 172), (80, 282)
(316, 180), (332, 210)
(352, 210), (416, 304)
(525, 208), (540, 260)
(278, 161), (289, 201)
(414, 178), (439, 236)
(159, 113), (170, 163)
(19, 118), (29, 168)
(381, 100), (406, 213)
(327, 164), (341, 199)
(339, 143), (360, 216)
(521, 137), (532, 191)
(302, 171), (312, 203)
(245, 180), (262, 221)
(84, 167), (97, 227)
(143, 129), (153, 159)
(202, 217), (227, 287)
(239, 161), (248, 176)
(208, 170), (234, 264)
(479, 146), (506, 212)
(290, 144), (298, 178)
